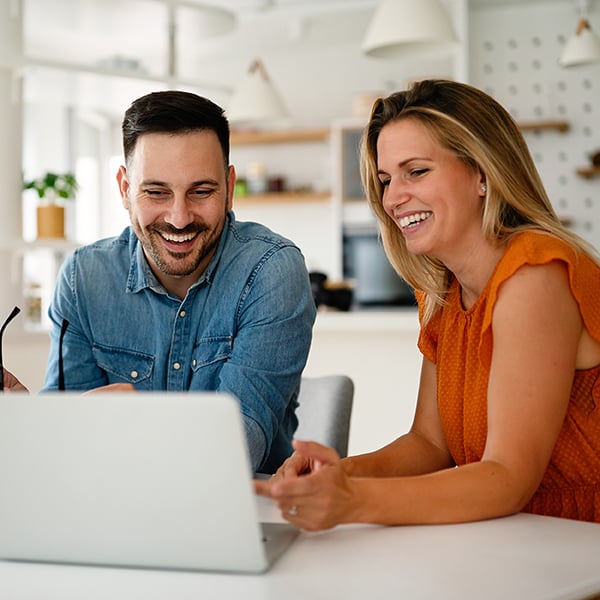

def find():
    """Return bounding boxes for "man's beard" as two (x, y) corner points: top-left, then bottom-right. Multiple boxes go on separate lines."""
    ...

(134, 218), (224, 278)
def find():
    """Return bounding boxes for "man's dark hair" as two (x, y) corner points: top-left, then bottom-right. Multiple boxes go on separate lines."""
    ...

(121, 90), (230, 166)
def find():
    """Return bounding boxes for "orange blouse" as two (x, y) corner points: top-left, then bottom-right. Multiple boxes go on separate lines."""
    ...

(418, 231), (600, 522)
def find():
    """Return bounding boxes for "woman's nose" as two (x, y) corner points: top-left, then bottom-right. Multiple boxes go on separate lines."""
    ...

(382, 180), (409, 215)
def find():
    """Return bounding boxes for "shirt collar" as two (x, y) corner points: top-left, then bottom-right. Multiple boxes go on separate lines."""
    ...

(125, 212), (233, 295)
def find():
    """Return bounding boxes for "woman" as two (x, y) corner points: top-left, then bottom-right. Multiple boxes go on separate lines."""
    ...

(255, 79), (600, 529)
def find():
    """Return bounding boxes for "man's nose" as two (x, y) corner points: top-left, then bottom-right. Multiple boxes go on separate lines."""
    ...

(164, 195), (194, 229)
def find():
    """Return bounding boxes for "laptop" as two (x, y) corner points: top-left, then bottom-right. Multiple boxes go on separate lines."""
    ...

(0, 391), (298, 573)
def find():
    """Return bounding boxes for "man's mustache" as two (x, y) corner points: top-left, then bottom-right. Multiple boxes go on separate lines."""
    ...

(149, 223), (208, 236)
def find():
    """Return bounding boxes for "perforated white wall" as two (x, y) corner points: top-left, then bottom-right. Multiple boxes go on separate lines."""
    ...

(469, 0), (600, 250)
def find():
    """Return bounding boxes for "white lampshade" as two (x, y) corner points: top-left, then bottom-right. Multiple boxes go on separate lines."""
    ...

(559, 18), (600, 66)
(226, 59), (289, 125)
(177, 4), (237, 38)
(362, 0), (457, 58)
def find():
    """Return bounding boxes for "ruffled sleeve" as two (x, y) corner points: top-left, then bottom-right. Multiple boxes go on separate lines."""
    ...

(416, 289), (442, 364)
(479, 231), (600, 370)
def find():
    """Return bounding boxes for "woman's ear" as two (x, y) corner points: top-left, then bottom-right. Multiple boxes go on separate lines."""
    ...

(478, 173), (487, 197)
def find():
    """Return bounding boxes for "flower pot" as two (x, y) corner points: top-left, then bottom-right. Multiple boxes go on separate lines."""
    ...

(36, 205), (65, 239)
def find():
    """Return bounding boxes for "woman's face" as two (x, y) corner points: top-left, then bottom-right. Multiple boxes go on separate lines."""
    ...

(376, 118), (486, 265)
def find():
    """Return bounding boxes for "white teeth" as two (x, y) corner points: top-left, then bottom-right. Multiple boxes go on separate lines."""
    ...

(161, 232), (196, 243)
(399, 212), (432, 229)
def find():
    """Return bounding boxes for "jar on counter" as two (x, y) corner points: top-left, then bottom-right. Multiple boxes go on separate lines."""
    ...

(23, 281), (43, 331)
(246, 162), (267, 195)
(234, 177), (248, 197)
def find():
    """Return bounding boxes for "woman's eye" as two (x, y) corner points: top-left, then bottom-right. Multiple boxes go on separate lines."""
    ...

(379, 178), (391, 187)
(409, 168), (428, 177)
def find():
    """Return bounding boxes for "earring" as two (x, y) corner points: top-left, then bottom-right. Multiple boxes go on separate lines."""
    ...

(480, 183), (487, 194)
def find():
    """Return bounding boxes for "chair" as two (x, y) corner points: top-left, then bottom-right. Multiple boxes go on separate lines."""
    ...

(295, 375), (354, 458)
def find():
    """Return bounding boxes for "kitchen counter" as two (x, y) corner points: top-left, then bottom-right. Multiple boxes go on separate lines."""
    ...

(314, 306), (419, 334)
(306, 306), (421, 455)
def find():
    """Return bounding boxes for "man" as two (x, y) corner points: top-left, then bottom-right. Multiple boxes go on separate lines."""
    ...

(23, 91), (316, 473)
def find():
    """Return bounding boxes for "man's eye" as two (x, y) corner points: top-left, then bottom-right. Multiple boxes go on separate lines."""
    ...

(191, 188), (214, 198)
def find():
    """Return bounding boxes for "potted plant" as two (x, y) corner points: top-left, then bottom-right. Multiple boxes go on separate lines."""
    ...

(23, 171), (78, 239)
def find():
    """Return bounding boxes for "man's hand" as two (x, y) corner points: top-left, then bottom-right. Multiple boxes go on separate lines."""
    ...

(2, 369), (29, 393)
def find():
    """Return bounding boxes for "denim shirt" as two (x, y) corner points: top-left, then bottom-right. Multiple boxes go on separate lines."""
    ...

(43, 211), (316, 473)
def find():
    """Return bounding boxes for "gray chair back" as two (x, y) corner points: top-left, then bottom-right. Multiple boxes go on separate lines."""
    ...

(295, 375), (354, 458)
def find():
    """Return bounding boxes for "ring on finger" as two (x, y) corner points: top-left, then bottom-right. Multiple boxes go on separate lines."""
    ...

(288, 504), (298, 517)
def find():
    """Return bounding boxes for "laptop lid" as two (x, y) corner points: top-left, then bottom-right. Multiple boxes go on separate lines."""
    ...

(0, 392), (297, 573)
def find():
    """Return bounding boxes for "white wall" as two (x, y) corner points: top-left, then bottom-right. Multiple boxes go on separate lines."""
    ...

(469, 0), (600, 250)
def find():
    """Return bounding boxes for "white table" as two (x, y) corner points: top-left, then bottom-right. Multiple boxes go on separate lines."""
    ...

(1, 503), (599, 600)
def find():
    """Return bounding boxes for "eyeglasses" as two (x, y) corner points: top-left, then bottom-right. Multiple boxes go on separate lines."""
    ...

(58, 319), (69, 391)
(0, 306), (21, 392)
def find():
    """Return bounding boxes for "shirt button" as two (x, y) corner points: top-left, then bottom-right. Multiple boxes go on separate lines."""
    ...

(173, 362), (181, 370)
(192, 359), (197, 368)
(130, 370), (138, 379)
(179, 310), (186, 318)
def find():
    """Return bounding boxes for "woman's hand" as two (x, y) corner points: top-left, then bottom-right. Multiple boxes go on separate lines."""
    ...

(255, 439), (359, 531)
(271, 438), (332, 481)
(2, 369), (29, 392)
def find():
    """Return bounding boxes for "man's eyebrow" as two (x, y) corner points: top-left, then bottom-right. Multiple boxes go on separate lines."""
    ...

(140, 179), (168, 186)
(191, 179), (220, 187)
(140, 179), (220, 187)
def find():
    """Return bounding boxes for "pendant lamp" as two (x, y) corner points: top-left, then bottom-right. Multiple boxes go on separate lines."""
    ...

(362, 0), (457, 58)
(559, 0), (600, 67)
(226, 59), (289, 125)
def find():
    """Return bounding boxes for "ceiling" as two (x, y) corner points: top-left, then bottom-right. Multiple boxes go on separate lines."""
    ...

(21, 0), (570, 117)
(24, 0), (567, 76)
(23, 0), (377, 66)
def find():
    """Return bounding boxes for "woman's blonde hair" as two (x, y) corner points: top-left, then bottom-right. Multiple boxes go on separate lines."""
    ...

(361, 79), (599, 323)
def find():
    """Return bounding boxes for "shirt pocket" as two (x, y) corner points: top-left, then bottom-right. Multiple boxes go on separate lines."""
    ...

(190, 336), (233, 372)
(92, 344), (154, 385)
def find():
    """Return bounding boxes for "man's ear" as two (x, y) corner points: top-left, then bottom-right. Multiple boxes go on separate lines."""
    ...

(226, 165), (236, 211)
(116, 165), (130, 209)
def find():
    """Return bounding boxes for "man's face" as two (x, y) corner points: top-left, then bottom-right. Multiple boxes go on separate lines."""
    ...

(117, 130), (235, 297)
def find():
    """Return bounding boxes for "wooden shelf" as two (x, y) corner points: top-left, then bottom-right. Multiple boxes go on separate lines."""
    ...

(231, 128), (330, 146)
(559, 216), (574, 227)
(234, 191), (331, 204)
(231, 122), (568, 142)
(518, 120), (570, 133)
(0, 239), (79, 255)
(576, 166), (600, 179)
